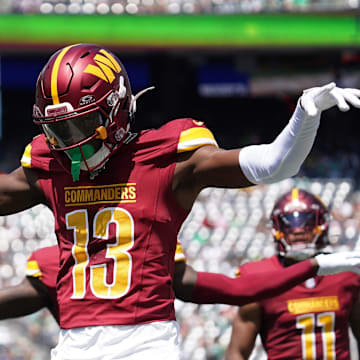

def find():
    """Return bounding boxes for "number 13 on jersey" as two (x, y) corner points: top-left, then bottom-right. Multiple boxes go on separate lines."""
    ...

(66, 207), (134, 299)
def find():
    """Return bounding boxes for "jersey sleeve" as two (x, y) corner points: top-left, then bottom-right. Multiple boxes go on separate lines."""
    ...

(26, 245), (59, 290)
(235, 256), (279, 277)
(26, 245), (60, 323)
(20, 134), (56, 172)
(175, 240), (186, 263)
(176, 119), (218, 154)
(25, 256), (42, 278)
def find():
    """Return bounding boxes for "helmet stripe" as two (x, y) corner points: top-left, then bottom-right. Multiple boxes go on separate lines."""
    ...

(291, 188), (299, 200)
(51, 45), (73, 105)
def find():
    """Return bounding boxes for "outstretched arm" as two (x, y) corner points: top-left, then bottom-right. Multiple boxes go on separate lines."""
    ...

(174, 83), (360, 209)
(225, 303), (261, 360)
(173, 258), (318, 304)
(0, 277), (48, 319)
(173, 253), (360, 306)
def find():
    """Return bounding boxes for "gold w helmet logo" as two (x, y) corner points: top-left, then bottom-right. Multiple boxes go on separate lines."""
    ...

(84, 49), (121, 83)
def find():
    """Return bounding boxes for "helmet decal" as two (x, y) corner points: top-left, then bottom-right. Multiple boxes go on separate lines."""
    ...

(84, 49), (121, 84)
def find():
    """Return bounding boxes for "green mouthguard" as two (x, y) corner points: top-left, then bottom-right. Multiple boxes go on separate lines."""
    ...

(67, 144), (95, 182)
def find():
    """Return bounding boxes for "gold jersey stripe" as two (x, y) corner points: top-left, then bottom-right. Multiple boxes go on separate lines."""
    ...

(26, 260), (42, 278)
(175, 242), (186, 262)
(51, 45), (74, 105)
(178, 127), (218, 153)
(21, 143), (32, 168)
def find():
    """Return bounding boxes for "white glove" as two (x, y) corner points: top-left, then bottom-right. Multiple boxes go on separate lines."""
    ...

(300, 82), (360, 117)
(315, 252), (360, 275)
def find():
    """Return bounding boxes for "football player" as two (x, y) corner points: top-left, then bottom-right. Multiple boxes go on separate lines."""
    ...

(1, 43), (360, 359)
(226, 188), (360, 360)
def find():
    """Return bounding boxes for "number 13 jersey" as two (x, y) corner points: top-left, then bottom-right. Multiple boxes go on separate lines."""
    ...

(21, 118), (217, 329)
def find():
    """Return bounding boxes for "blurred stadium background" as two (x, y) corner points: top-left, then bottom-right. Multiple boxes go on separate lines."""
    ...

(1, 1), (360, 359)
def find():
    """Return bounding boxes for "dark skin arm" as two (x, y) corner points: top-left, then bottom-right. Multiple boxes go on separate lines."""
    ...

(173, 146), (252, 210)
(172, 261), (197, 302)
(225, 304), (261, 360)
(0, 277), (50, 319)
(0, 167), (45, 215)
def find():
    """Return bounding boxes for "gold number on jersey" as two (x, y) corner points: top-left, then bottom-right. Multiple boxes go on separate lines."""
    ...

(66, 208), (134, 299)
(296, 312), (335, 360)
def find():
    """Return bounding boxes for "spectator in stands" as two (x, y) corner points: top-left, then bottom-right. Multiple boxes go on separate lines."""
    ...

(226, 188), (360, 360)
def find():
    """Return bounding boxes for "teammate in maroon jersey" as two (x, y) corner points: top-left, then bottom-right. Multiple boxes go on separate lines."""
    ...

(1, 43), (360, 359)
(3, 245), (61, 323)
(226, 188), (360, 360)
(0, 242), (188, 325)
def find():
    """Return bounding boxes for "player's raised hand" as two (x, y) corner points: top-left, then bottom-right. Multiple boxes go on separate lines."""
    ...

(300, 82), (360, 117)
(315, 252), (360, 275)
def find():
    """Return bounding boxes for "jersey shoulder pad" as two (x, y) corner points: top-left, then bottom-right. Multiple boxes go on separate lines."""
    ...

(175, 239), (186, 263)
(20, 134), (54, 171)
(174, 118), (218, 154)
(143, 118), (218, 154)
(236, 256), (280, 277)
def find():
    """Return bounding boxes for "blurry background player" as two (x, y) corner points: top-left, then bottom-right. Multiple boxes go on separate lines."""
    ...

(225, 188), (360, 360)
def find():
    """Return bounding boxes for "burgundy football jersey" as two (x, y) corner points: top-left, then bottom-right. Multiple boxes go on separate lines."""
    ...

(21, 118), (216, 329)
(26, 245), (60, 323)
(237, 256), (360, 360)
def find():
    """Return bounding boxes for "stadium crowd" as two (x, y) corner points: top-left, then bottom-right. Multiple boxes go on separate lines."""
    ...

(0, 0), (358, 15)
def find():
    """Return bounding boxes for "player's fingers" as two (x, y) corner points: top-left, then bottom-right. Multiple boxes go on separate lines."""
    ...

(345, 88), (360, 97)
(331, 88), (350, 112)
(340, 89), (360, 108)
(316, 82), (336, 97)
